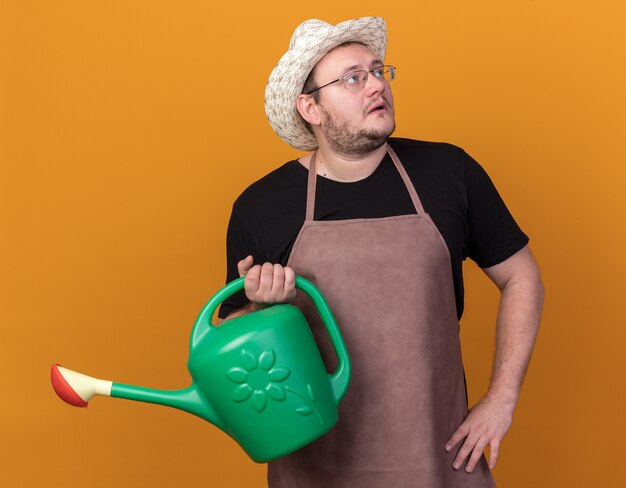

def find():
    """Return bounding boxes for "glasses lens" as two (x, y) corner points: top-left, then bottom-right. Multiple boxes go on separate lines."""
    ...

(366, 66), (396, 84)
(342, 71), (367, 89)
(338, 66), (397, 91)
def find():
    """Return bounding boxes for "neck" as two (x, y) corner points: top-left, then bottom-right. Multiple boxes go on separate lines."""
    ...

(307, 143), (389, 182)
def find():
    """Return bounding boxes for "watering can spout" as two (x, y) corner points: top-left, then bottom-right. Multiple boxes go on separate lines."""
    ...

(51, 364), (223, 430)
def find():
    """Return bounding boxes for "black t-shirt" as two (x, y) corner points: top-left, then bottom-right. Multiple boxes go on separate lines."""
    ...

(218, 138), (529, 319)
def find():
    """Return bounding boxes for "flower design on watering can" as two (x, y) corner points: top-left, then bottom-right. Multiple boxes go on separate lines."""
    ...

(227, 349), (291, 413)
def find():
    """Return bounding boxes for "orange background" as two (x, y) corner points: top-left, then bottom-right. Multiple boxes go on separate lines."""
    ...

(2, 1), (625, 486)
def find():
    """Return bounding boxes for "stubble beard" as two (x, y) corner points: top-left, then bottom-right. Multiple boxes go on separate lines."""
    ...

(319, 106), (396, 157)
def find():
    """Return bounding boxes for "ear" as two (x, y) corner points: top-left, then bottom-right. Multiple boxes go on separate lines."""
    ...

(296, 94), (321, 127)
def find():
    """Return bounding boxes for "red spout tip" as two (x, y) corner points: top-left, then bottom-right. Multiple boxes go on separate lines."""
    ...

(51, 364), (88, 408)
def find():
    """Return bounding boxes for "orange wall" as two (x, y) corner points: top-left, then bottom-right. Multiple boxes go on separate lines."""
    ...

(2, 1), (625, 486)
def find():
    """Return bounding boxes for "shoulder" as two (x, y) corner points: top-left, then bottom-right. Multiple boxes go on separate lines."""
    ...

(387, 137), (474, 189)
(388, 137), (468, 160)
(388, 137), (471, 174)
(232, 159), (306, 215)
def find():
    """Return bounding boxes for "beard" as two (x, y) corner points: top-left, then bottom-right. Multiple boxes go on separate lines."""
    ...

(319, 105), (395, 156)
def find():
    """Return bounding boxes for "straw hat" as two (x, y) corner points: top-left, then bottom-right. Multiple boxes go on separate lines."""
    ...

(264, 17), (387, 151)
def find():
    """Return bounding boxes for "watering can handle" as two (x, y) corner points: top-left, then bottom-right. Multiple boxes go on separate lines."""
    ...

(191, 276), (351, 402)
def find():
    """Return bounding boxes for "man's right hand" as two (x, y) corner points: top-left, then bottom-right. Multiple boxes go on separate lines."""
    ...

(237, 255), (296, 306)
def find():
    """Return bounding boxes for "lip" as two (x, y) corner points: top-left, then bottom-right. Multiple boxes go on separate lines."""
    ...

(366, 100), (388, 115)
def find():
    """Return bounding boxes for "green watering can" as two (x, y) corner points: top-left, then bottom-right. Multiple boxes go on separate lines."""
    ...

(51, 276), (351, 462)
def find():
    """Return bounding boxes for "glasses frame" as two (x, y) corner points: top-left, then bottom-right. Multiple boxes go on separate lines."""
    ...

(304, 65), (396, 95)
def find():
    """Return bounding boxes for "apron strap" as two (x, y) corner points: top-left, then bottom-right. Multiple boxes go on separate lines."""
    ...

(305, 144), (426, 221)
(385, 144), (426, 215)
(306, 152), (319, 221)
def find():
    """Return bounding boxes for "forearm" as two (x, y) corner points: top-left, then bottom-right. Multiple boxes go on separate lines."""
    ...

(447, 246), (543, 471)
(486, 269), (544, 408)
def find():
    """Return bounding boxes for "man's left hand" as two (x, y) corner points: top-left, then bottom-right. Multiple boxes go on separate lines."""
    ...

(445, 395), (515, 472)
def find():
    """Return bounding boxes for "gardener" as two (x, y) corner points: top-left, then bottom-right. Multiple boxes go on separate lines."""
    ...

(218, 17), (544, 488)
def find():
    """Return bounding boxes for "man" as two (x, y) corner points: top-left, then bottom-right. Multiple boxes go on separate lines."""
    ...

(218, 17), (543, 488)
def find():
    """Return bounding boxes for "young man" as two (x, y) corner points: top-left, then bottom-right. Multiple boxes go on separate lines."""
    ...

(219, 17), (543, 488)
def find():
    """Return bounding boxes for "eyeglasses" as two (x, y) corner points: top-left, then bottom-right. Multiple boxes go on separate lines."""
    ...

(305, 65), (396, 95)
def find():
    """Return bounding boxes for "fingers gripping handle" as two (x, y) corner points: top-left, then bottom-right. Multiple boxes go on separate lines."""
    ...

(190, 276), (351, 402)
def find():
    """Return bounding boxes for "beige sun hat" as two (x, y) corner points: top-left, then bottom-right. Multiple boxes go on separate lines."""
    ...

(264, 17), (387, 151)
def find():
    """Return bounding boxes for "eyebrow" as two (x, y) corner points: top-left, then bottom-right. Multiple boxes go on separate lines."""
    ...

(341, 59), (384, 73)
